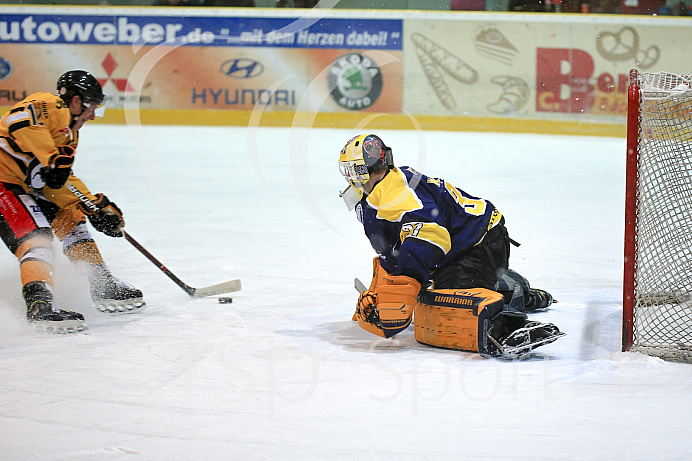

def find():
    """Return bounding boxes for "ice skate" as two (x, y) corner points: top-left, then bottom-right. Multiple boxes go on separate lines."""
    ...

(525, 288), (556, 312)
(492, 321), (565, 358)
(89, 267), (145, 315)
(24, 281), (87, 334)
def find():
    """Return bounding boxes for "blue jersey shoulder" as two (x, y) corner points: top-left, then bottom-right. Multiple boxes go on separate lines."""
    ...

(357, 167), (499, 284)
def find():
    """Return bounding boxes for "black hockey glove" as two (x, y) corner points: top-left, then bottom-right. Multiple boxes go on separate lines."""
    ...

(40, 145), (75, 189)
(79, 193), (125, 238)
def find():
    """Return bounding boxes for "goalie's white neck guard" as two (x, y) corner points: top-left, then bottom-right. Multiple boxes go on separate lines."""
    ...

(339, 183), (364, 211)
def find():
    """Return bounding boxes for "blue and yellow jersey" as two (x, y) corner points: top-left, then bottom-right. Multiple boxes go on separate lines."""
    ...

(355, 166), (502, 285)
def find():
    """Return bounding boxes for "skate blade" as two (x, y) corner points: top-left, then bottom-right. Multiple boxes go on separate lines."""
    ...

(499, 332), (566, 359)
(525, 306), (551, 313)
(32, 320), (88, 334)
(95, 298), (146, 315)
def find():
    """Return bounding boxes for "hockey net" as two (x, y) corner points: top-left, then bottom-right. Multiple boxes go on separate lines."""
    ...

(623, 69), (692, 362)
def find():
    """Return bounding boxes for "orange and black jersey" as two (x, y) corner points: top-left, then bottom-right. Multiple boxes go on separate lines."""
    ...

(355, 166), (502, 285)
(0, 92), (76, 190)
(0, 92), (97, 207)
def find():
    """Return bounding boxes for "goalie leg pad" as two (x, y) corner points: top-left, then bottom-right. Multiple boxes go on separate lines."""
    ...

(414, 288), (505, 355)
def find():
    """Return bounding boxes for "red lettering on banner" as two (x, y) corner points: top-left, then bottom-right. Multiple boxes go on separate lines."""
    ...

(597, 73), (616, 93)
(536, 48), (595, 114)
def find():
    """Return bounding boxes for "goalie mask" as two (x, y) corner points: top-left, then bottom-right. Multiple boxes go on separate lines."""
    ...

(57, 70), (106, 116)
(338, 134), (393, 210)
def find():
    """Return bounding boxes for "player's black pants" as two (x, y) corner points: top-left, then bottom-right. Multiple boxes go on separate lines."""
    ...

(431, 219), (510, 291)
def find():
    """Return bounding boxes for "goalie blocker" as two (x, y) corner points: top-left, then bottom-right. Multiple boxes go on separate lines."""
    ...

(415, 288), (564, 358)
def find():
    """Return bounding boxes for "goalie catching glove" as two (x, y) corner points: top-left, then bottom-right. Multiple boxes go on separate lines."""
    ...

(40, 145), (75, 189)
(355, 273), (421, 339)
(78, 193), (125, 238)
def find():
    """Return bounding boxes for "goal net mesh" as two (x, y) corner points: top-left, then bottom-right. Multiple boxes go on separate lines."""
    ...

(631, 71), (692, 362)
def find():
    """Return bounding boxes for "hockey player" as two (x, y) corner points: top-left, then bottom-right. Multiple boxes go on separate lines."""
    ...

(0, 70), (144, 332)
(338, 134), (563, 357)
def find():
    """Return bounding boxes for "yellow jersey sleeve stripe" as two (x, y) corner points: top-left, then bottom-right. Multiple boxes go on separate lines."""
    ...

(400, 221), (452, 254)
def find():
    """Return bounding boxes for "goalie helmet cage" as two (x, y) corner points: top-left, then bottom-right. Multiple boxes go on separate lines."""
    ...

(623, 69), (692, 362)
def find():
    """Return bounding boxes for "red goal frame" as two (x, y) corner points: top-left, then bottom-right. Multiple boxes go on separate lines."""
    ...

(622, 69), (640, 352)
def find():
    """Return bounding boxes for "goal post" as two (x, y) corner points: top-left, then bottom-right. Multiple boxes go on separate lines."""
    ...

(623, 69), (692, 362)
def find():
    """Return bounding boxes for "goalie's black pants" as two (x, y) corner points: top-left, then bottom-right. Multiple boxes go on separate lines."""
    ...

(431, 218), (510, 291)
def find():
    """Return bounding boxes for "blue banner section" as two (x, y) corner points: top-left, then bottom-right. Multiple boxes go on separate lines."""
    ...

(0, 14), (402, 49)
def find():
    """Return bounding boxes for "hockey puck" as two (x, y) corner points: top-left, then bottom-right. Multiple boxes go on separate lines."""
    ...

(218, 297), (233, 304)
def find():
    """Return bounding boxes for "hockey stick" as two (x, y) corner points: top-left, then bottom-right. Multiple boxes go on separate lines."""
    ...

(122, 231), (240, 298)
(354, 278), (367, 293)
(65, 182), (241, 298)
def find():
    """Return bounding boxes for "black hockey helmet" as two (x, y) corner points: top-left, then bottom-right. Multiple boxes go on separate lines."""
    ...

(57, 70), (104, 108)
(361, 134), (393, 174)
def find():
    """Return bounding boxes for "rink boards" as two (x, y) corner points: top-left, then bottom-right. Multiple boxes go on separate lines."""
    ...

(1, 7), (690, 136)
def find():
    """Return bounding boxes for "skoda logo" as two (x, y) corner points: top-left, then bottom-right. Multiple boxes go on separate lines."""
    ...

(220, 58), (264, 79)
(327, 53), (383, 111)
(0, 57), (12, 82)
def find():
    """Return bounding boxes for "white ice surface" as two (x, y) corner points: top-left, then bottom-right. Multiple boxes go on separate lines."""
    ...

(1, 125), (691, 460)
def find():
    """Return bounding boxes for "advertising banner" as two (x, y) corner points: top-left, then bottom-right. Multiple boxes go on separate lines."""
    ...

(402, 14), (692, 126)
(1, 8), (690, 133)
(0, 9), (403, 114)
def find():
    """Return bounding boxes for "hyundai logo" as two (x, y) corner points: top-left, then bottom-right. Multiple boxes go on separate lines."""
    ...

(0, 57), (12, 82)
(220, 58), (264, 79)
